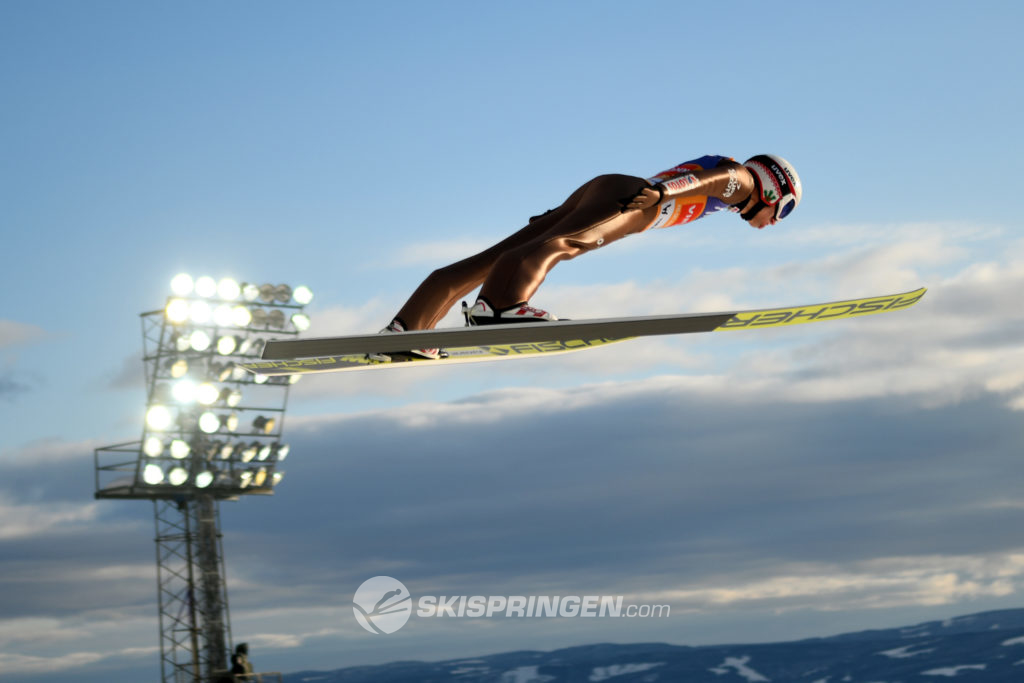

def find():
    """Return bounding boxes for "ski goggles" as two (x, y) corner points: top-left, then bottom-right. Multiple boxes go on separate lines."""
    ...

(775, 194), (797, 220)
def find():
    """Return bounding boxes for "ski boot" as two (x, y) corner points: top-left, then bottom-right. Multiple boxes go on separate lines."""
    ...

(462, 298), (558, 326)
(368, 319), (445, 361)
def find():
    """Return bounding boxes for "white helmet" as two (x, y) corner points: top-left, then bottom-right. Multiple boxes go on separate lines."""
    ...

(742, 154), (802, 221)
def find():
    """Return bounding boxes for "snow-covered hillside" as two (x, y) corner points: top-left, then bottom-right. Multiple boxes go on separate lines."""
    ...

(284, 608), (1024, 682)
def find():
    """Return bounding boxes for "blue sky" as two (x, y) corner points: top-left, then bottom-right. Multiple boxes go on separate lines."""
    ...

(3, 1), (1024, 680)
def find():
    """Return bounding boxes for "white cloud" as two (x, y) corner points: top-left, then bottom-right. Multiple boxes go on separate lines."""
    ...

(0, 494), (99, 540)
(243, 627), (344, 651)
(0, 617), (93, 648)
(0, 644), (160, 676)
(0, 319), (47, 349)
(1, 436), (106, 466)
(84, 564), (156, 581)
(0, 651), (106, 675)
(0, 611), (159, 674)
(628, 552), (1024, 614)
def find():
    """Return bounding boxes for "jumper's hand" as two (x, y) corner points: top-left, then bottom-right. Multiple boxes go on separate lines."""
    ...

(621, 185), (664, 212)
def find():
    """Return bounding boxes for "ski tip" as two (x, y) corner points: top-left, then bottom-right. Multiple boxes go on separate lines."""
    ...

(717, 287), (927, 331)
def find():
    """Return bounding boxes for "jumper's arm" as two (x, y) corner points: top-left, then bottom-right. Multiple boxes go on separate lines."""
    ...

(624, 161), (755, 211)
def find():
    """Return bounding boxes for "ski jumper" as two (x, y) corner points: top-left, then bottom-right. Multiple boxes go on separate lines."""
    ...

(393, 156), (753, 331)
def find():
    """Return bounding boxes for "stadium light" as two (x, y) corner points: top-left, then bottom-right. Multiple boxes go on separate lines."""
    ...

(216, 336), (238, 356)
(195, 383), (219, 406)
(212, 305), (235, 328)
(172, 333), (191, 353)
(240, 442), (258, 463)
(170, 359), (189, 378)
(169, 439), (190, 459)
(252, 416), (276, 434)
(253, 467), (268, 487)
(168, 466), (189, 486)
(172, 379), (196, 403)
(199, 412), (220, 434)
(189, 330), (212, 352)
(194, 276), (217, 298)
(273, 284), (292, 303)
(146, 406), (173, 431)
(142, 464), (165, 485)
(231, 305), (252, 327)
(166, 299), (190, 324)
(170, 273), (194, 296)
(99, 270), (311, 499)
(189, 300), (212, 324)
(217, 278), (241, 301)
(144, 437), (163, 457)
(266, 309), (286, 329)
(208, 361), (232, 382)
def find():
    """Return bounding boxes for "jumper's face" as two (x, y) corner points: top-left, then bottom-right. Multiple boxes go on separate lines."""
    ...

(745, 204), (776, 229)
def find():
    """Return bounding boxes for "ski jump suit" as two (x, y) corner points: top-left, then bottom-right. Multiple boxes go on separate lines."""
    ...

(393, 155), (754, 331)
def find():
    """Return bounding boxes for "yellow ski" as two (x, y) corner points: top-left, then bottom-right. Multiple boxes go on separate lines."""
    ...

(239, 287), (926, 376)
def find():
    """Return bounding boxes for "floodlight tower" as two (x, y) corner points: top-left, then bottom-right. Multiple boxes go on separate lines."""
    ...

(95, 275), (313, 683)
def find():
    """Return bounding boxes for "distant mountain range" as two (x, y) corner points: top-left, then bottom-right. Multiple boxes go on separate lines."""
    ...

(284, 608), (1024, 682)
